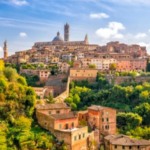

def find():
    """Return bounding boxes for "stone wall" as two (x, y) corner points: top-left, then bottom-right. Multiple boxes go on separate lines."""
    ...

(54, 126), (89, 150)
(46, 75), (68, 97)
(54, 77), (70, 103)
(70, 68), (98, 82)
(106, 76), (150, 85)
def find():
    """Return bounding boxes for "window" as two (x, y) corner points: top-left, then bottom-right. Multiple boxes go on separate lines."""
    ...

(79, 134), (81, 140)
(65, 124), (68, 129)
(83, 133), (85, 138)
(56, 110), (60, 114)
(129, 146), (132, 149)
(72, 122), (74, 128)
(102, 118), (104, 122)
(122, 146), (125, 149)
(114, 145), (117, 149)
(74, 136), (77, 141)
(105, 125), (109, 130)
(59, 124), (62, 129)
(106, 118), (109, 122)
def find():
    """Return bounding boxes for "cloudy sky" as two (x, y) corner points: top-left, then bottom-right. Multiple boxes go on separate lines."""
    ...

(0, 0), (150, 57)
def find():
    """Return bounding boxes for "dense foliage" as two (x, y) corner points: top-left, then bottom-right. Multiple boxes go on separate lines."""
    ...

(21, 73), (40, 87)
(66, 72), (150, 139)
(0, 61), (67, 150)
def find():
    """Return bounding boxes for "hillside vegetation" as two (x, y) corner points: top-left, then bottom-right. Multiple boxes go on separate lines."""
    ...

(0, 60), (67, 150)
(65, 73), (150, 139)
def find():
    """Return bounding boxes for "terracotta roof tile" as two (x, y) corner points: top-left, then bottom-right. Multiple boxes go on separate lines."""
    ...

(88, 105), (116, 111)
(36, 103), (70, 110)
(51, 112), (77, 120)
(105, 134), (150, 146)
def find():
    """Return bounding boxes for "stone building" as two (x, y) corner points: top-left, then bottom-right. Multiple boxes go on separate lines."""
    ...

(116, 58), (147, 72)
(32, 24), (98, 51)
(97, 41), (147, 58)
(36, 103), (95, 150)
(104, 134), (150, 150)
(4, 24), (148, 74)
(33, 86), (54, 99)
(20, 68), (50, 82)
(87, 105), (116, 135)
(36, 102), (118, 150)
(58, 62), (70, 73)
(69, 68), (98, 81)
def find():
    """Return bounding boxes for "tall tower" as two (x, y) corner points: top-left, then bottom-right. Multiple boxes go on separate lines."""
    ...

(84, 34), (89, 44)
(3, 40), (8, 59)
(64, 23), (69, 42)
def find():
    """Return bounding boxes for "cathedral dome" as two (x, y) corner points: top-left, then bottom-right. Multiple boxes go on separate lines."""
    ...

(52, 32), (63, 42)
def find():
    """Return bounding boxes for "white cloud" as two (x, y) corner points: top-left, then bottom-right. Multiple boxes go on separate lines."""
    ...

(108, 22), (125, 31)
(19, 32), (27, 37)
(10, 0), (28, 6)
(138, 42), (150, 53)
(138, 42), (148, 47)
(96, 22), (125, 39)
(135, 33), (147, 38)
(110, 0), (150, 5)
(0, 46), (2, 52)
(90, 13), (109, 19)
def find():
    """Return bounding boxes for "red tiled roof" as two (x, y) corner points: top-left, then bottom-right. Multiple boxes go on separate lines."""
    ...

(51, 112), (77, 120)
(105, 134), (150, 146)
(36, 103), (70, 110)
(88, 105), (116, 111)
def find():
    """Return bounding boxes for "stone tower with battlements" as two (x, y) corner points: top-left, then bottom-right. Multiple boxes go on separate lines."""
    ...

(64, 23), (69, 42)
(3, 40), (8, 59)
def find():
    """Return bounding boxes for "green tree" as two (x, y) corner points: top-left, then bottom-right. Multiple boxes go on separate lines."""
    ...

(0, 60), (4, 72)
(146, 60), (150, 72)
(46, 93), (55, 103)
(71, 103), (77, 110)
(4, 67), (17, 82)
(0, 123), (7, 149)
(17, 76), (27, 86)
(73, 94), (80, 104)
(109, 63), (117, 73)
(134, 103), (150, 125)
(89, 64), (96, 69)
(117, 112), (142, 131)
(15, 116), (32, 131)
(139, 90), (150, 101)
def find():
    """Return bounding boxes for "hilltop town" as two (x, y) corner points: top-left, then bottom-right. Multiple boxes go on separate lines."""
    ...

(1, 23), (150, 150)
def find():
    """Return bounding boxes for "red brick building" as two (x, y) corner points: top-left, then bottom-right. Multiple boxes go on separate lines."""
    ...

(88, 105), (116, 135)
(104, 134), (150, 150)
(36, 103), (117, 150)
(36, 103), (95, 150)
(116, 59), (147, 72)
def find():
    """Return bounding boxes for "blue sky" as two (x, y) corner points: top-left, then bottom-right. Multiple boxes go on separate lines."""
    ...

(0, 0), (150, 57)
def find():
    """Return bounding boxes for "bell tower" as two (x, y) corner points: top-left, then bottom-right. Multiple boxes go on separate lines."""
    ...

(3, 40), (8, 59)
(64, 23), (69, 42)
(84, 34), (89, 44)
